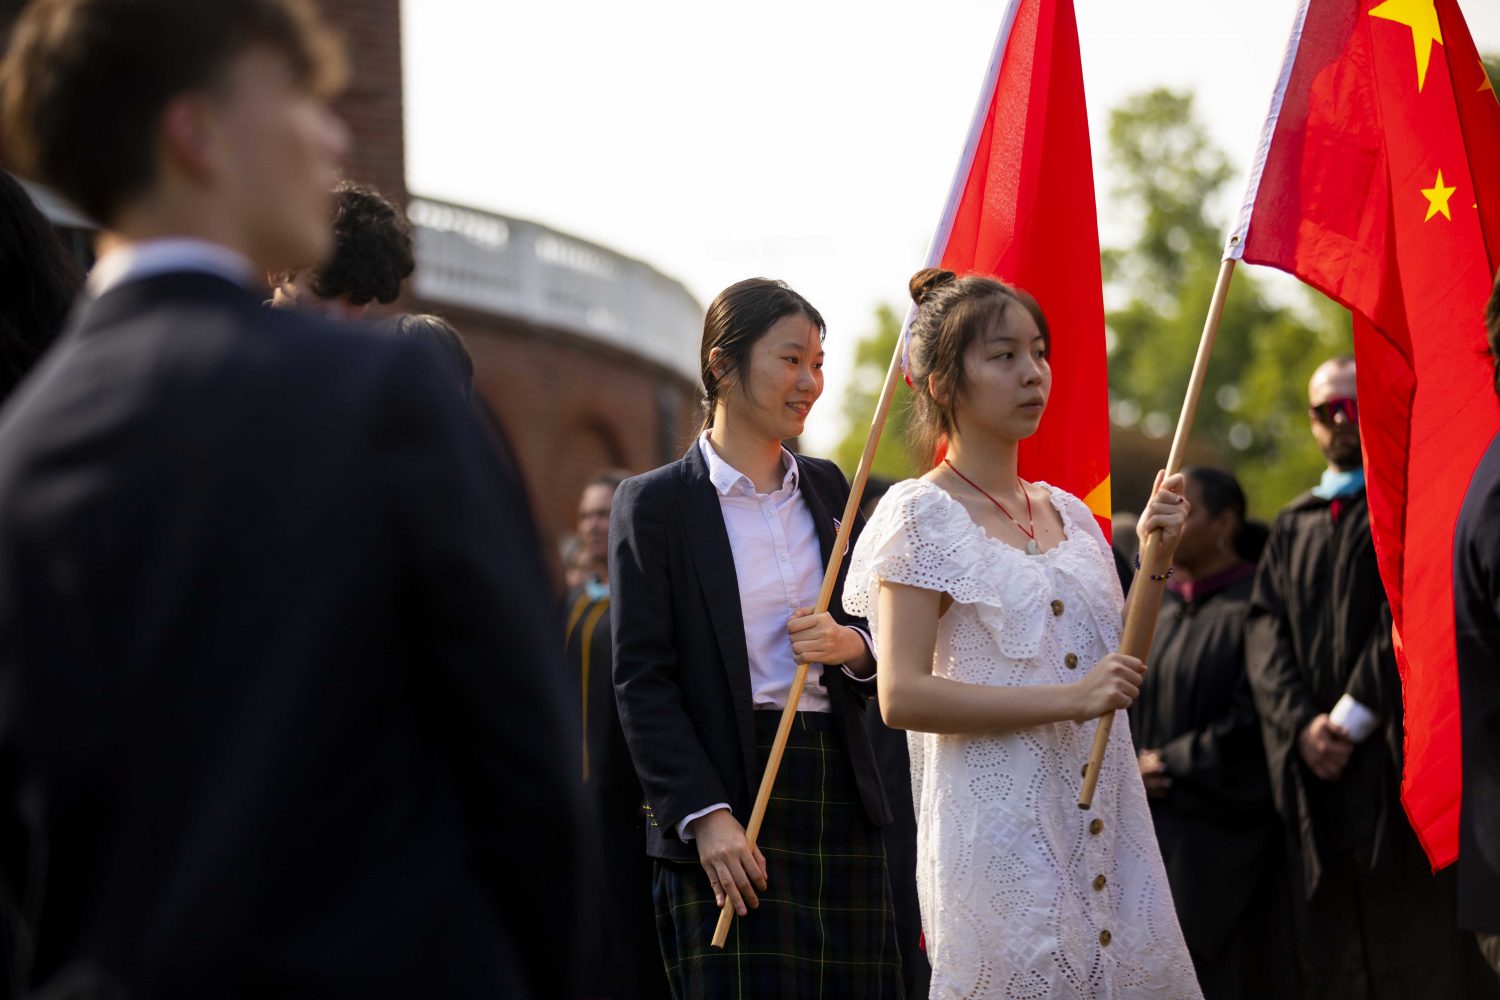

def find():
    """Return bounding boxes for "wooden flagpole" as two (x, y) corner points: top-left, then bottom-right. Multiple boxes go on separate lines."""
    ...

(708, 0), (1025, 950)
(1077, 256), (1238, 809)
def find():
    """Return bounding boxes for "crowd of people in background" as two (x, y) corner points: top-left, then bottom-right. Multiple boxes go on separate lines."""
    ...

(0, 0), (1497, 998)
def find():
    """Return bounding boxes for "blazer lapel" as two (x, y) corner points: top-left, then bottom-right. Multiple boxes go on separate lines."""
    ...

(794, 455), (837, 569)
(676, 446), (755, 714)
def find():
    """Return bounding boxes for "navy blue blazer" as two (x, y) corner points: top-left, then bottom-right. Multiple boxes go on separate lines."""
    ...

(1455, 429), (1500, 933)
(610, 441), (892, 863)
(0, 272), (583, 999)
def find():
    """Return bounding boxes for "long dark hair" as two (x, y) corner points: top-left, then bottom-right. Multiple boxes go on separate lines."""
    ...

(903, 267), (1050, 464)
(0, 172), (81, 402)
(1182, 466), (1267, 563)
(698, 278), (825, 431)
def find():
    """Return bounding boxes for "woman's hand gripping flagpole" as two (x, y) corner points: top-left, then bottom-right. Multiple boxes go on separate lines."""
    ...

(1077, 257), (1238, 809)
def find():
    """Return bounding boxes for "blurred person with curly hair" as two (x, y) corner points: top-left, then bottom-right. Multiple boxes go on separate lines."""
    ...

(270, 180), (413, 318)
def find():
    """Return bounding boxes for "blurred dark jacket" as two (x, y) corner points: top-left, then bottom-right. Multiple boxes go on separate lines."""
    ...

(0, 271), (583, 999)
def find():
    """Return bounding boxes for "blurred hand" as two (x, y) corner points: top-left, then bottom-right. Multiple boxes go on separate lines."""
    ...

(1298, 713), (1354, 782)
(1072, 653), (1147, 720)
(690, 809), (767, 917)
(788, 608), (864, 665)
(1137, 471), (1191, 551)
(1138, 748), (1171, 800)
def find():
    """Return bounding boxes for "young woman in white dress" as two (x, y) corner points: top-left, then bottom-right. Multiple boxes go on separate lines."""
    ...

(845, 268), (1203, 999)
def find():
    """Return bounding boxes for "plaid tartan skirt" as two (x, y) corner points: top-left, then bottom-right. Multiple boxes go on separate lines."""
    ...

(653, 711), (905, 999)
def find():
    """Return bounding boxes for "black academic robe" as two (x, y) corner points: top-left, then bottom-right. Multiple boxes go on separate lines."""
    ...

(564, 587), (669, 999)
(0, 272), (584, 1000)
(1454, 430), (1500, 935)
(1247, 488), (1498, 999)
(1131, 569), (1295, 998)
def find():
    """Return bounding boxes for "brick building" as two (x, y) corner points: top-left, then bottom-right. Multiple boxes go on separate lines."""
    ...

(307, 0), (707, 564)
(408, 197), (703, 550)
(0, 0), (705, 577)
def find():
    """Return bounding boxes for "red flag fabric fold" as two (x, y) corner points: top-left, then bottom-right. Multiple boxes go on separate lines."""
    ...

(918, 0), (1112, 533)
(1231, 0), (1500, 867)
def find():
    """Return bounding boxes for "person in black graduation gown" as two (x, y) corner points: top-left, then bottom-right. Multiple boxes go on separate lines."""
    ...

(1131, 467), (1294, 999)
(565, 470), (670, 1000)
(1454, 276), (1500, 979)
(0, 4), (582, 997)
(612, 279), (903, 999)
(1247, 356), (1498, 999)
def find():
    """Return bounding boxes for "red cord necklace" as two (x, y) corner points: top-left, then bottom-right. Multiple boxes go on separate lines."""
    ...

(943, 459), (1040, 555)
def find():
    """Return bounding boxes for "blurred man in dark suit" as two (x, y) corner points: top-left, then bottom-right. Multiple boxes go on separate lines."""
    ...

(1454, 271), (1500, 979)
(0, 1), (582, 997)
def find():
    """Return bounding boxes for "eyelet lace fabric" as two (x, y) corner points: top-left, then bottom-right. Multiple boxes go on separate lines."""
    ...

(846, 480), (1202, 999)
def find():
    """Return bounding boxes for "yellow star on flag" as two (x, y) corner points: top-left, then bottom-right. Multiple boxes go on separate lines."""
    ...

(1421, 169), (1457, 221)
(1481, 58), (1496, 95)
(1370, 0), (1444, 91)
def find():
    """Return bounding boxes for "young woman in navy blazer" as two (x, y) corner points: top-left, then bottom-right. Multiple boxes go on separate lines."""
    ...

(611, 279), (904, 998)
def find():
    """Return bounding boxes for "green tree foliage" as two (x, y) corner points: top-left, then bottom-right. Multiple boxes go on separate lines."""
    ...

(834, 303), (920, 483)
(1103, 89), (1350, 519)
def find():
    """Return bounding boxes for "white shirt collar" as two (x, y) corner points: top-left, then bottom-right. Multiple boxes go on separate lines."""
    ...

(697, 431), (800, 497)
(87, 238), (257, 298)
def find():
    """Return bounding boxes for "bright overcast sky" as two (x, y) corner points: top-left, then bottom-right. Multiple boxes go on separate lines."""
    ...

(403, 0), (1500, 455)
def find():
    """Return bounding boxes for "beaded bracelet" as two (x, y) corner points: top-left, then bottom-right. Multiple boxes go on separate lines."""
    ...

(1133, 553), (1175, 582)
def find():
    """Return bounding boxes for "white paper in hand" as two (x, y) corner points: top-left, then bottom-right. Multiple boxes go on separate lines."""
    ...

(1330, 694), (1379, 744)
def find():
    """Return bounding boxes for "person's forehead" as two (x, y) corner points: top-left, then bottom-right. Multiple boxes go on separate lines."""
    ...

(579, 484), (615, 509)
(1308, 364), (1356, 402)
(762, 314), (823, 349)
(978, 302), (1041, 345)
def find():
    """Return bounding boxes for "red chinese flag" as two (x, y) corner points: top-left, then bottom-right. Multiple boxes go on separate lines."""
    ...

(915, 0), (1112, 533)
(1231, 0), (1500, 866)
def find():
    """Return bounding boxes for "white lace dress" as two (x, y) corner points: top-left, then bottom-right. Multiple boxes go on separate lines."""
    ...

(845, 479), (1201, 1000)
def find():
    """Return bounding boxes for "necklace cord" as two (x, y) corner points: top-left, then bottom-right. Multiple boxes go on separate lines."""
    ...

(942, 459), (1037, 542)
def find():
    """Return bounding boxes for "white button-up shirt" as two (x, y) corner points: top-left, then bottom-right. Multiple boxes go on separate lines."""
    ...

(677, 432), (873, 840)
(87, 238), (257, 297)
(701, 432), (833, 715)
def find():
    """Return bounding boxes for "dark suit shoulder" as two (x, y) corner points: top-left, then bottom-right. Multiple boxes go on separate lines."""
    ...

(56, 274), (411, 406)
(618, 458), (690, 512)
(793, 452), (846, 482)
(208, 293), (409, 387)
(0, 278), (456, 497)
(792, 454), (852, 500)
(1457, 433), (1500, 550)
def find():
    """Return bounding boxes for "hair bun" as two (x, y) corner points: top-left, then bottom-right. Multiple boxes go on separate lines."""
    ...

(909, 267), (958, 306)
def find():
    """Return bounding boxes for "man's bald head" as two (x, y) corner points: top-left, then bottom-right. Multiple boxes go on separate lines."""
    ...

(1308, 356), (1357, 405)
(1308, 355), (1361, 471)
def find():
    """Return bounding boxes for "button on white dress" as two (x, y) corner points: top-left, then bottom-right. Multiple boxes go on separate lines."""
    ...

(846, 479), (1202, 1000)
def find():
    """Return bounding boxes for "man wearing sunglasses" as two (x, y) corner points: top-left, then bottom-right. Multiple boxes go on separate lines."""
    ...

(1247, 357), (1496, 997)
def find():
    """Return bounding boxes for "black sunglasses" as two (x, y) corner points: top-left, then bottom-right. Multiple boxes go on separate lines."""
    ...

(1309, 397), (1359, 425)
